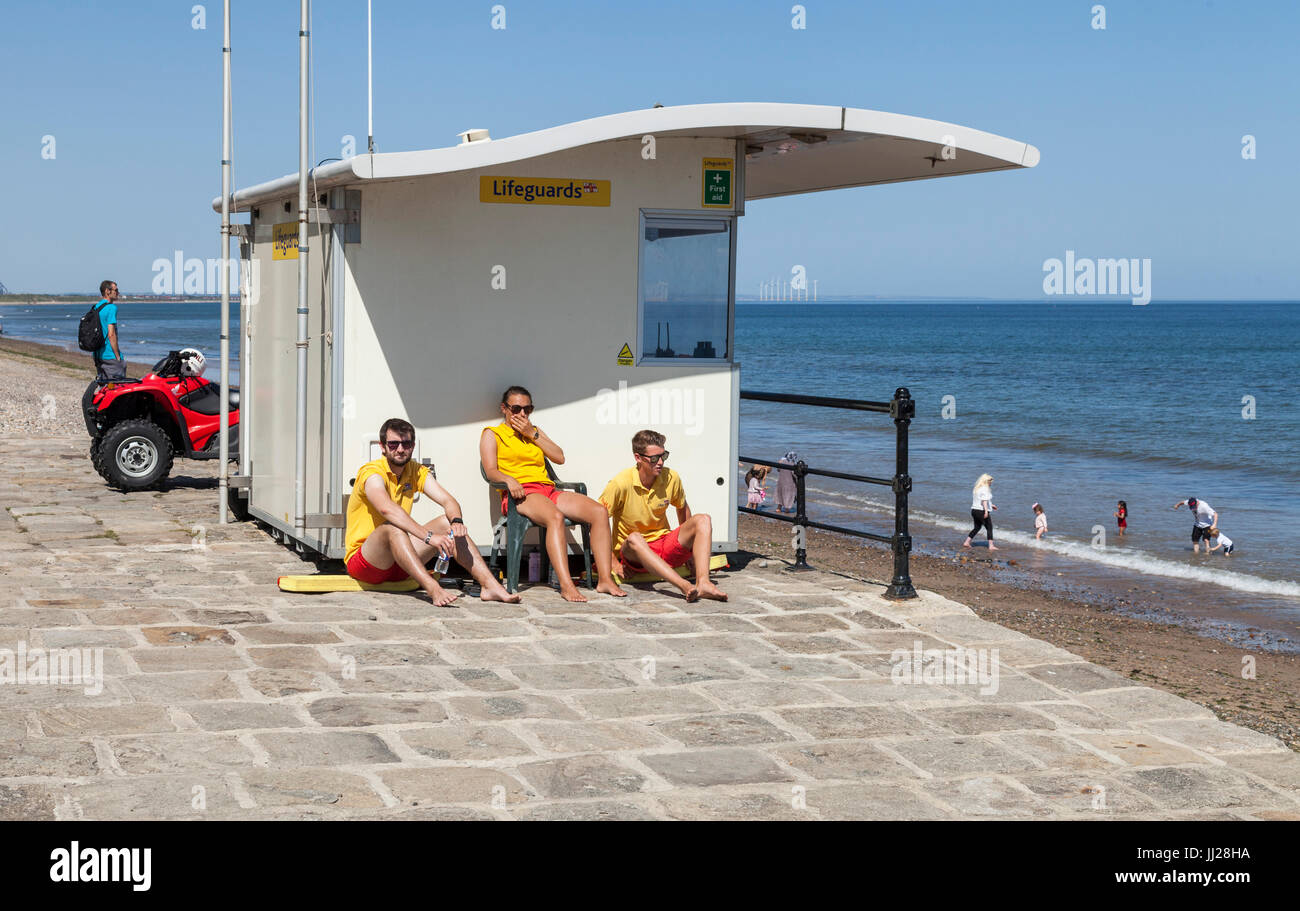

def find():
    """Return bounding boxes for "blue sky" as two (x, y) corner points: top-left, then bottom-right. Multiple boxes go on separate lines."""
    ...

(1, 0), (1296, 299)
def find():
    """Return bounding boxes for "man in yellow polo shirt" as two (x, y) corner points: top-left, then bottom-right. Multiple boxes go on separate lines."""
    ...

(599, 429), (727, 602)
(346, 417), (519, 607)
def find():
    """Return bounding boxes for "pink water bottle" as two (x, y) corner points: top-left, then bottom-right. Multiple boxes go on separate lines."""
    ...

(527, 549), (541, 582)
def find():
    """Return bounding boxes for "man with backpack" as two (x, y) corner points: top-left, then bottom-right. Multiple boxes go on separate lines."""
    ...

(81, 280), (124, 382)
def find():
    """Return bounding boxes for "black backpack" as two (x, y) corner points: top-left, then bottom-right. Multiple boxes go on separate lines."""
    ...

(77, 301), (110, 352)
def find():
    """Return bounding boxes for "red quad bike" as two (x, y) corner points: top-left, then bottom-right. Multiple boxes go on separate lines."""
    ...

(84, 349), (242, 504)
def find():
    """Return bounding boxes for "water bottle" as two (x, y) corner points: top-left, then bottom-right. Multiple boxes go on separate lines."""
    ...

(434, 537), (450, 576)
(527, 549), (541, 583)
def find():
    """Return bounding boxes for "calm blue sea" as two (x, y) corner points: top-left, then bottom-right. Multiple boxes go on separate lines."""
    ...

(737, 301), (1300, 643)
(0, 301), (241, 384)
(5, 299), (1298, 638)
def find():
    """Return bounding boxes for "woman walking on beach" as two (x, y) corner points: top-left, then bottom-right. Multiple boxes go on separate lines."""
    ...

(963, 473), (998, 550)
(775, 451), (799, 514)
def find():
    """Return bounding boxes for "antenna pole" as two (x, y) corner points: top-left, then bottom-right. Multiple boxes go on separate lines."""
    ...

(367, 0), (374, 155)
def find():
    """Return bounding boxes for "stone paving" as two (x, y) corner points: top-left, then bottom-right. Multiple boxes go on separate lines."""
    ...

(2, 435), (1299, 820)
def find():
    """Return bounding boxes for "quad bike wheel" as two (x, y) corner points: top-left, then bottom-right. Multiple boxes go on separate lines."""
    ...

(95, 418), (175, 490)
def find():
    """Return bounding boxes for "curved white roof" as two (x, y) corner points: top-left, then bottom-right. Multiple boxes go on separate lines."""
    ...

(213, 102), (1038, 211)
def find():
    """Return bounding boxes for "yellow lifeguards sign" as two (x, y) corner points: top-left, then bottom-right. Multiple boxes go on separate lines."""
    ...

(272, 222), (299, 260)
(701, 157), (734, 208)
(480, 176), (611, 206)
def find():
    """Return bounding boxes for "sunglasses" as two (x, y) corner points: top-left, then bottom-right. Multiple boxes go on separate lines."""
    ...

(637, 450), (669, 463)
(507, 404), (535, 415)
(384, 439), (414, 451)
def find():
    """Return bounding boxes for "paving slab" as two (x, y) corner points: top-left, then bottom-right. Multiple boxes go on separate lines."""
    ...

(2, 435), (1298, 819)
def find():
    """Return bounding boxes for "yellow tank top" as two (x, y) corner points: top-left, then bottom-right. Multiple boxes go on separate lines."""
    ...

(485, 423), (552, 486)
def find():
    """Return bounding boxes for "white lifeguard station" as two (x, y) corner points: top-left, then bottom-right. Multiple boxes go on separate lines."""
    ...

(215, 102), (1038, 559)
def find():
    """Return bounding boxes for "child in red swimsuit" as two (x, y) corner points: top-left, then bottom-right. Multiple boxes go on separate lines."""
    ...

(1115, 500), (1127, 537)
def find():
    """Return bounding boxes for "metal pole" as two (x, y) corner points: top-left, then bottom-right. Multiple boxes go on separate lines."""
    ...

(366, 0), (374, 155)
(294, 0), (310, 534)
(218, 0), (232, 524)
(885, 387), (917, 599)
(790, 459), (811, 571)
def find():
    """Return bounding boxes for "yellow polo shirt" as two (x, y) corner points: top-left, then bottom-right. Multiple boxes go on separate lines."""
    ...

(484, 423), (552, 486)
(345, 456), (431, 562)
(599, 466), (686, 556)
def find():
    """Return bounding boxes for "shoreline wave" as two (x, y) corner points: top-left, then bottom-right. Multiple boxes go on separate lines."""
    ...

(804, 484), (1300, 600)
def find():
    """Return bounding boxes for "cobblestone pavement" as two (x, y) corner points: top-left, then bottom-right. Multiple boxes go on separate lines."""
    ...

(2, 436), (1299, 820)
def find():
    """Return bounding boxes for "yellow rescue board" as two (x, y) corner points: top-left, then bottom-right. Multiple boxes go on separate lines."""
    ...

(277, 575), (423, 593)
(614, 553), (728, 585)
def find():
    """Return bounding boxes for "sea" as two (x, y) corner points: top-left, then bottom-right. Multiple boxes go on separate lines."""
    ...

(0, 301), (242, 385)
(736, 301), (1300, 649)
(5, 298), (1298, 645)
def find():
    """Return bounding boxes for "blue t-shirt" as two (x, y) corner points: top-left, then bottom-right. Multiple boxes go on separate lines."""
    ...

(96, 300), (118, 361)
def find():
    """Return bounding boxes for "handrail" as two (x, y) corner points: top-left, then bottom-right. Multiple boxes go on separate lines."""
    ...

(739, 386), (916, 600)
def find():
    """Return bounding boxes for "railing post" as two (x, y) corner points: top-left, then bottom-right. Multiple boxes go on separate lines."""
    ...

(789, 460), (811, 571)
(885, 387), (917, 599)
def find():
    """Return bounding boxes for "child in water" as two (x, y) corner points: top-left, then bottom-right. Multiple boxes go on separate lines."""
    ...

(1208, 527), (1234, 555)
(1114, 500), (1128, 537)
(1032, 502), (1047, 539)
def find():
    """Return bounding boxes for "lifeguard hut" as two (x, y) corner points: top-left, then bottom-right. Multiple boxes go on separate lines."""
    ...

(215, 103), (1038, 559)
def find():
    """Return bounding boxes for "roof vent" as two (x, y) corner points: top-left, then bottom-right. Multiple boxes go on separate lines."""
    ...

(457, 128), (491, 146)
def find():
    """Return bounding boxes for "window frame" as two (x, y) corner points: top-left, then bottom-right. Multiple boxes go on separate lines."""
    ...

(636, 208), (737, 366)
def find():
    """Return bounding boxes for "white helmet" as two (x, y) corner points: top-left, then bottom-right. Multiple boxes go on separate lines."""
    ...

(179, 348), (206, 377)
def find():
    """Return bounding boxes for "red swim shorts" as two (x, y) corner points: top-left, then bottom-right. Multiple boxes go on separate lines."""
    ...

(346, 549), (410, 584)
(621, 528), (692, 574)
(501, 482), (561, 516)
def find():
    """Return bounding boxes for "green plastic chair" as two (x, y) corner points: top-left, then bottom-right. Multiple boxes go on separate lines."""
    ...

(480, 462), (593, 594)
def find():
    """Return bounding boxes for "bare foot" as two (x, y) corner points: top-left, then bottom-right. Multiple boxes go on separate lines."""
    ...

(427, 585), (460, 607)
(595, 581), (627, 598)
(480, 583), (521, 604)
(988, 544), (999, 551)
(962, 539), (972, 548)
(560, 586), (588, 603)
(684, 587), (700, 603)
(696, 581), (728, 602)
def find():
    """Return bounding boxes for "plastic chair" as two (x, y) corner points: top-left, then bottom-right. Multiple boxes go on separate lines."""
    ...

(480, 463), (593, 593)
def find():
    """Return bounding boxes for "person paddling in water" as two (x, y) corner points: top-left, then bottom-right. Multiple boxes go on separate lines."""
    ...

(480, 386), (626, 602)
(963, 473), (998, 550)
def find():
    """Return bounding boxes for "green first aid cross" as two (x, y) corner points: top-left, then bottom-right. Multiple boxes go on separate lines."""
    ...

(701, 158), (733, 207)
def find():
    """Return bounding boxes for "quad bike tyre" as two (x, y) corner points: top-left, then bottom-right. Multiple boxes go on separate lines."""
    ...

(95, 418), (175, 490)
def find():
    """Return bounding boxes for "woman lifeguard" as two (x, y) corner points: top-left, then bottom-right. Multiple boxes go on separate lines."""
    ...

(479, 385), (626, 602)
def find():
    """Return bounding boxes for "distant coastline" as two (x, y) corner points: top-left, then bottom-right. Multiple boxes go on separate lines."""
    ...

(1, 295), (238, 305)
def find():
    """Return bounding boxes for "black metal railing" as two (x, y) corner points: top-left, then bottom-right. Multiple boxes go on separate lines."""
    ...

(739, 386), (916, 600)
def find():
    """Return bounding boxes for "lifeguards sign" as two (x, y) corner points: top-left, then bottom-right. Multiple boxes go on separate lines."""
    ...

(480, 176), (611, 206)
(272, 222), (299, 260)
(701, 157), (733, 208)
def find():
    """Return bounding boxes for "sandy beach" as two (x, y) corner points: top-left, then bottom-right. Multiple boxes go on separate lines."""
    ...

(4, 334), (1296, 753)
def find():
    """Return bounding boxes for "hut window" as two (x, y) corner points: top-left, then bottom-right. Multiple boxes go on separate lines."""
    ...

(638, 215), (732, 361)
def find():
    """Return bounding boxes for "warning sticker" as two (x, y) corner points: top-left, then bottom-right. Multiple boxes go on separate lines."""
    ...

(616, 342), (633, 366)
